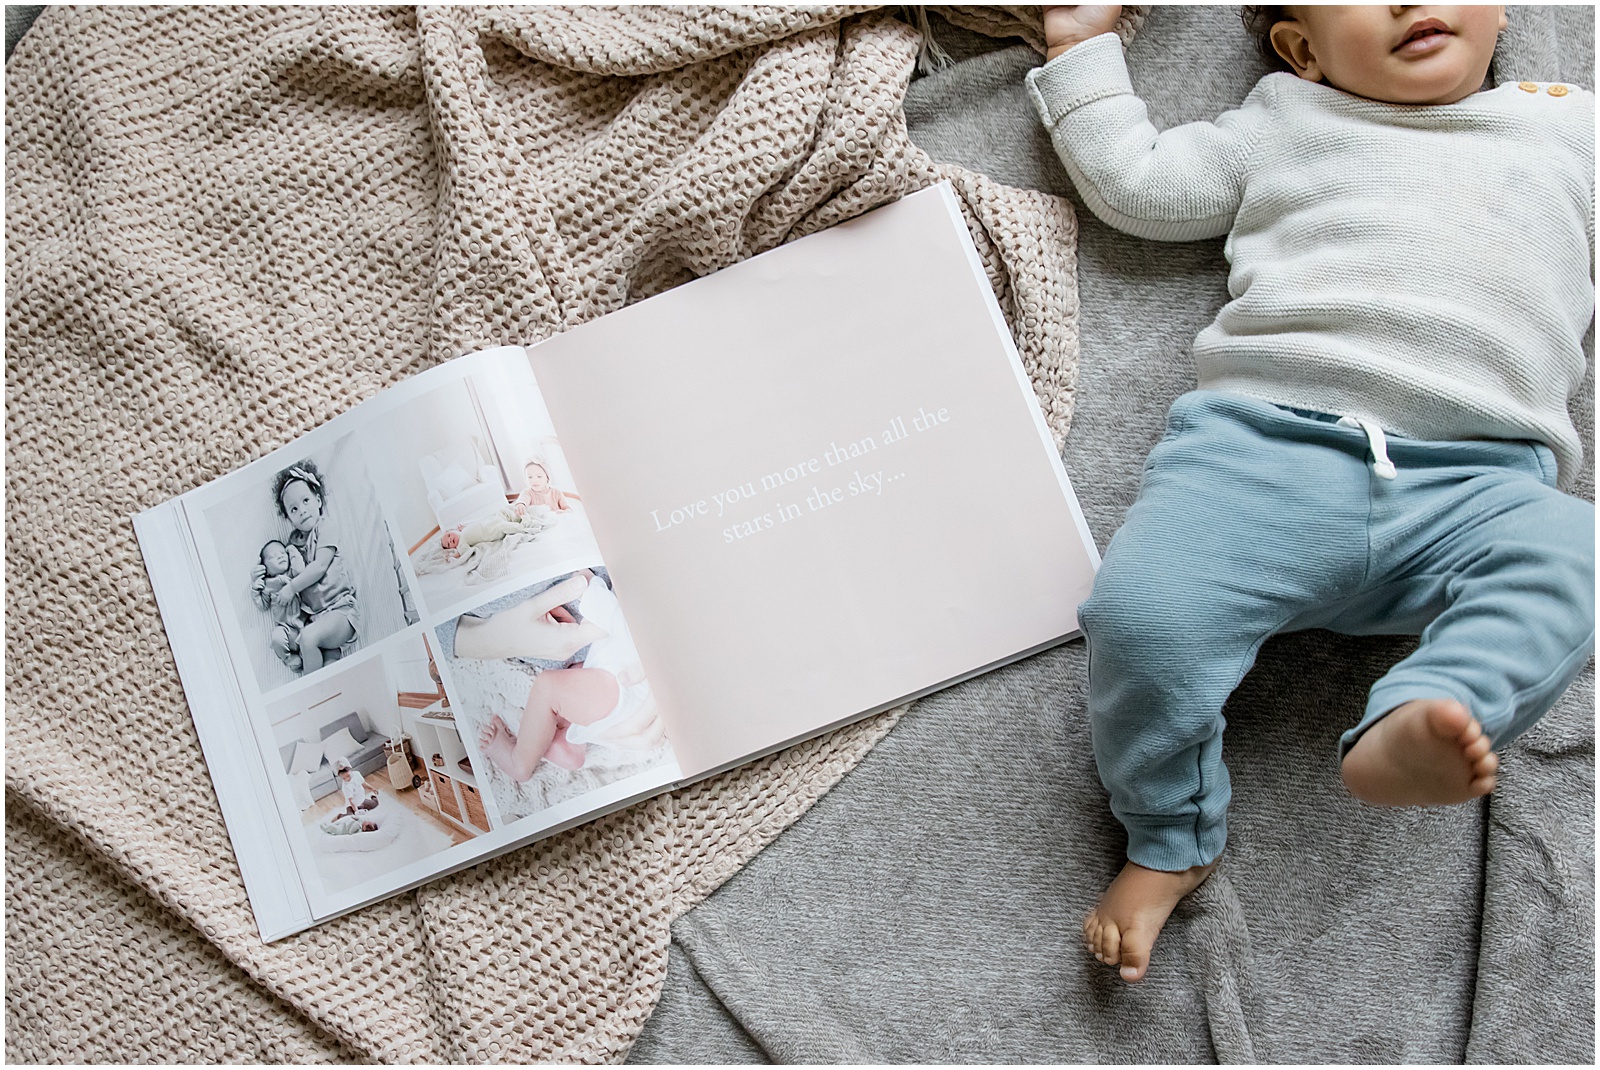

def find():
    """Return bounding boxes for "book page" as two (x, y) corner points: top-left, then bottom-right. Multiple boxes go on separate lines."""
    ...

(143, 347), (680, 934)
(527, 185), (1099, 779)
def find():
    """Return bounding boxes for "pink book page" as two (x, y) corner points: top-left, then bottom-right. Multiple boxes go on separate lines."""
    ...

(527, 185), (1098, 779)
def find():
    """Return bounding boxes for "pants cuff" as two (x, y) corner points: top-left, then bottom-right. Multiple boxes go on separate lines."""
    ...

(1122, 812), (1226, 871)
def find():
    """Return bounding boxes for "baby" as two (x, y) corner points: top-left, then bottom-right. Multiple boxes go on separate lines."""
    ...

(253, 540), (308, 671)
(475, 573), (661, 780)
(322, 812), (379, 836)
(333, 757), (379, 816)
(439, 508), (546, 557)
(511, 459), (578, 517)
(1032, 5), (1594, 983)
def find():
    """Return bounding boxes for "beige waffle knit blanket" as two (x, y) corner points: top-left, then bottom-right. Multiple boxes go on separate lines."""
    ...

(6, 7), (1080, 1061)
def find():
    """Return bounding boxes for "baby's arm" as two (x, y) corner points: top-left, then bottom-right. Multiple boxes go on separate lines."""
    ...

(279, 546), (335, 601)
(287, 545), (306, 575)
(1030, 6), (1271, 241)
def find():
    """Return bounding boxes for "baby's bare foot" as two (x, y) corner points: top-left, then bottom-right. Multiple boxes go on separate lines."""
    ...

(543, 724), (587, 771)
(1082, 859), (1218, 983)
(479, 715), (537, 782)
(477, 715), (508, 754)
(1341, 699), (1498, 807)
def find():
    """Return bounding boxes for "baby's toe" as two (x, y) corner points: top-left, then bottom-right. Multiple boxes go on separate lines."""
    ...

(1473, 749), (1499, 778)
(1118, 931), (1152, 983)
(1097, 920), (1122, 966)
(1469, 748), (1499, 795)
(1082, 915), (1102, 958)
(1425, 700), (1473, 741)
(1461, 732), (1491, 762)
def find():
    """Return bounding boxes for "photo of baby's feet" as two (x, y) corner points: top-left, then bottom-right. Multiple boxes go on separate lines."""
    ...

(478, 714), (537, 782)
(544, 723), (588, 771)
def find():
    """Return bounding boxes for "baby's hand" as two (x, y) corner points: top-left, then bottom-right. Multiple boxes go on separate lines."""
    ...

(1043, 5), (1122, 60)
(251, 564), (267, 590)
(271, 583), (295, 607)
(514, 502), (527, 517)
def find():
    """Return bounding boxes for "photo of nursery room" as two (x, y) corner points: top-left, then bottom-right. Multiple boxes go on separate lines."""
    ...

(361, 363), (601, 616)
(270, 634), (487, 897)
(432, 570), (675, 826)
(198, 433), (420, 697)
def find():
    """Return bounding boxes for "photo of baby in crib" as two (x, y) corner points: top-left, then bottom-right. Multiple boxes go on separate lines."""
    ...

(361, 366), (604, 619)
(197, 435), (420, 697)
(432, 569), (673, 824)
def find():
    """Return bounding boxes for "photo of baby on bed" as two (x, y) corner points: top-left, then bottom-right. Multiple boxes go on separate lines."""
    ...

(199, 435), (419, 696)
(432, 569), (673, 824)
(268, 636), (483, 897)
(360, 366), (602, 618)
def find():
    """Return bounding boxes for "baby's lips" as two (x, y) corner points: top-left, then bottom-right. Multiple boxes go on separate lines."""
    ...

(1392, 17), (1451, 54)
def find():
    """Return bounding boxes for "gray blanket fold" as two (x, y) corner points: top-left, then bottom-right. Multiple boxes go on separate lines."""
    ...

(631, 6), (1595, 1063)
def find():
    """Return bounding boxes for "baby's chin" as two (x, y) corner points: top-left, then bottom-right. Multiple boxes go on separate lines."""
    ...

(1378, 61), (1492, 105)
(1335, 72), (1487, 106)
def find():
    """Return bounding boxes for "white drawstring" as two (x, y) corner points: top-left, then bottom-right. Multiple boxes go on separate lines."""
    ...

(1337, 416), (1397, 479)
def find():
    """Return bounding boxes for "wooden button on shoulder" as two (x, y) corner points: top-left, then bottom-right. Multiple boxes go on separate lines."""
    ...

(1548, 84), (1569, 97)
(1518, 81), (1539, 92)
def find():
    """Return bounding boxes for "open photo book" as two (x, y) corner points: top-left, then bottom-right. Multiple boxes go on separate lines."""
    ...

(134, 184), (1102, 941)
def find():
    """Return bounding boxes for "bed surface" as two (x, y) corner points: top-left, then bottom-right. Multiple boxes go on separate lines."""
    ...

(628, 6), (1596, 1062)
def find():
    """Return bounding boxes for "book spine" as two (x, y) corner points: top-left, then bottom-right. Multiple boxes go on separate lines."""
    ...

(133, 501), (315, 941)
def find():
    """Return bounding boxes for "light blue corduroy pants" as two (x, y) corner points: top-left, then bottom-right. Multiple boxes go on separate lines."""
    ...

(1079, 390), (1596, 872)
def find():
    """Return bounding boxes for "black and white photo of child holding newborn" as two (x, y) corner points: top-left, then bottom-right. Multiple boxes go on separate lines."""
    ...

(197, 432), (417, 696)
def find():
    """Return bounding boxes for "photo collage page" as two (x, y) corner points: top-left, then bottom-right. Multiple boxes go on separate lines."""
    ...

(183, 350), (678, 908)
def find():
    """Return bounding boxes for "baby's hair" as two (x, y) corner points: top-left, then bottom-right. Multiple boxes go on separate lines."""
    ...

(260, 539), (289, 567)
(1241, 5), (1295, 75)
(272, 460), (326, 519)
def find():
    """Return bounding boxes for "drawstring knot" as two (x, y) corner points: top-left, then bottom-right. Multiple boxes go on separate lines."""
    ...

(1337, 416), (1397, 479)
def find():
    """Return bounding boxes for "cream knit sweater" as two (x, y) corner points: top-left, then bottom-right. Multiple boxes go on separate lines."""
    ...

(1028, 33), (1595, 485)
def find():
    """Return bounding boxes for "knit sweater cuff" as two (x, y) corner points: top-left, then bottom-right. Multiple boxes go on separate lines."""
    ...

(1025, 32), (1131, 128)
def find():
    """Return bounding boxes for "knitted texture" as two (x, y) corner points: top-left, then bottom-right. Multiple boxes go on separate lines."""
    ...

(5, 5), (1079, 1062)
